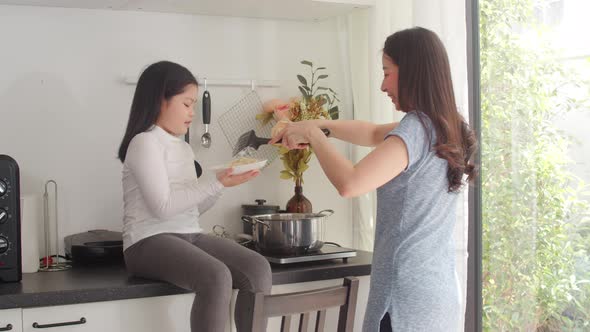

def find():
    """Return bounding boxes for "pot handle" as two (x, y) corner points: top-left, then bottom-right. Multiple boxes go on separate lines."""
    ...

(241, 215), (270, 229)
(316, 209), (334, 218)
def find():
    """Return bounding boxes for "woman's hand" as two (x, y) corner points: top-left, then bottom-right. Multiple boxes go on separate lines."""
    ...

(269, 120), (320, 150)
(216, 169), (260, 187)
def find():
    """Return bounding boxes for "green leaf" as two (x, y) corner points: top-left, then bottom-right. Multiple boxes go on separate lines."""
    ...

(280, 170), (294, 180)
(278, 146), (290, 154)
(299, 164), (309, 173)
(316, 87), (328, 91)
(297, 158), (307, 170)
(301, 60), (313, 67)
(282, 159), (293, 172)
(304, 151), (313, 163)
(317, 74), (328, 80)
(298, 86), (309, 99)
(328, 106), (339, 120)
(297, 75), (308, 86)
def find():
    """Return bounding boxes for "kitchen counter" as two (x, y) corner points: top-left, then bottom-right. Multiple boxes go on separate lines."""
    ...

(0, 250), (372, 310)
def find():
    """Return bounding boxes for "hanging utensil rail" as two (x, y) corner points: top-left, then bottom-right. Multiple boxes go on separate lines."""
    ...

(122, 77), (281, 89)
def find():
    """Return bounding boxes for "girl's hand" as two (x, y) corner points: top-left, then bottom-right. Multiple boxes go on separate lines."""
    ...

(269, 120), (319, 150)
(216, 169), (260, 187)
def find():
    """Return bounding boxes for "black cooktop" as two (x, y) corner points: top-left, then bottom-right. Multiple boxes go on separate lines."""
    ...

(261, 245), (357, 264)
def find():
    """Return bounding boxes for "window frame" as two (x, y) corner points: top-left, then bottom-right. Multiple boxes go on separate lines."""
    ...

(465, 0), (482, 331)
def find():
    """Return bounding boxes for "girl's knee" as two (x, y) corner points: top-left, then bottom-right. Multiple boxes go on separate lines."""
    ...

(246, 254), (272, 293)
(192, 260), (232, 294)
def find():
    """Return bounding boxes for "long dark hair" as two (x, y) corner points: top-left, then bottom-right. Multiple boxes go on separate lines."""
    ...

(118, 61), (197, 162)
(384, 27), (477, 192)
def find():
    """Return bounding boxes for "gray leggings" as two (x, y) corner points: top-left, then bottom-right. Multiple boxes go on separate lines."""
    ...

(124, 232), (272, 332)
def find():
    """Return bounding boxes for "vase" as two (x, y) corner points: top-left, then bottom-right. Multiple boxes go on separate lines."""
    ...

(285, 178), (312, 213)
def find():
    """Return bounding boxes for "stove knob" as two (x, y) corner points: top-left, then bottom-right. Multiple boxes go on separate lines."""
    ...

(0, 208), (7, 224)
(0, 236), (8, 254)
(0, 180), (6, 197)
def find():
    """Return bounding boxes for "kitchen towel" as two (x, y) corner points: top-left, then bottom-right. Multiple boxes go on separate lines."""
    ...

(20, 194), (42, 273)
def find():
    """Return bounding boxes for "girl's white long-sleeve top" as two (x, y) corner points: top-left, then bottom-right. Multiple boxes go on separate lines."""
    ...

(121, 125), (224, 251)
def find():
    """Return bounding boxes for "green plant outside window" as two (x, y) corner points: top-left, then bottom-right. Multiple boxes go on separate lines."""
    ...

(481, 0), (590, 330)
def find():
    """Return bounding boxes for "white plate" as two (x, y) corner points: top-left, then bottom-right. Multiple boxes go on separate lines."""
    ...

(209, 159), (267, 175)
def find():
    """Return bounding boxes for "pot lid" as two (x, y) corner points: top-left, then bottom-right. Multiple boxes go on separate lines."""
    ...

(242, 199), (280, 211)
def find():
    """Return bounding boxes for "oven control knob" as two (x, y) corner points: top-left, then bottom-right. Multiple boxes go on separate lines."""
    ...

(0, 208), (7, 224)
(0, 236), (8, 254)
(0, 180), (7, 197)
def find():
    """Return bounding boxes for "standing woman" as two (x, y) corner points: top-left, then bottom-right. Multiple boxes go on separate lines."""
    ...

(270, 27), (477, 331)
(118, 61), (272, 332)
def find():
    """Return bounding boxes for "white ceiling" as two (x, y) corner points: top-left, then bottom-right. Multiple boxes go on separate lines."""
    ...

(0, 0), (374, 21)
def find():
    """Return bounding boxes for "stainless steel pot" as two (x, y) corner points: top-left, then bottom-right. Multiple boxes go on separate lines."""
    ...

(241, 199), (280, 235)
(241, 209), (334, 255)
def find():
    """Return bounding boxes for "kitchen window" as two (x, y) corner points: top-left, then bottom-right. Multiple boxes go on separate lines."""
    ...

(469, 0), (590, 330)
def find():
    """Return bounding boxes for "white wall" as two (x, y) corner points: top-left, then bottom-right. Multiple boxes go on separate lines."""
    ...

(0, 5), (353, 253)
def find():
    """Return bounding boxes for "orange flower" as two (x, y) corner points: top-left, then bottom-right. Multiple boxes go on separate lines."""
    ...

(273, 104), (293, 121)
(262, 99), (288, 113)
(262, 98), (294, 121)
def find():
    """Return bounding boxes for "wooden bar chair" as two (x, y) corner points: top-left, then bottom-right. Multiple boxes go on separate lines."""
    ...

(242, 277), (360, 332)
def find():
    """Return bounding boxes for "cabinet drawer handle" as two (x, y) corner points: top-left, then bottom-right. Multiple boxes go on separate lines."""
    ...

(32, 317), (86, 329)
(0, 324), (12, 331)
